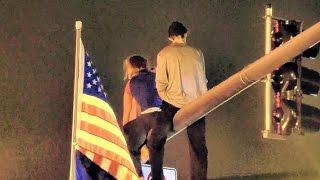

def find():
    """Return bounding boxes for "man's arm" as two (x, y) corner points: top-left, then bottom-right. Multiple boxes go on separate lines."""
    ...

(155, 53), (170, 102)
(199, 50), (208, 85)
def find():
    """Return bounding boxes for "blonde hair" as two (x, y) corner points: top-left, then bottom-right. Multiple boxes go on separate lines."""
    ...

(123, 57), (130, 81)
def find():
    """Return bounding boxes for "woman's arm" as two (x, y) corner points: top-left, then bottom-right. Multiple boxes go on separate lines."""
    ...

(123, 82), (133, 126)
(130, 97), (141, 121)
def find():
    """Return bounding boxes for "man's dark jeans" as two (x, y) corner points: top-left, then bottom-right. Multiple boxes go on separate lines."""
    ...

(148, 101), (208, 180)
(123, 112), (158, 177)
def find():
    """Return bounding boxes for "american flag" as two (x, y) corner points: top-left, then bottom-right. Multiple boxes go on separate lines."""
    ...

(74, 39), (138, 180)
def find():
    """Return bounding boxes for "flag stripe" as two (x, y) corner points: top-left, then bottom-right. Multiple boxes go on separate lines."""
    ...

(77, 147), (112, 171)
(125, 171), (132, 180)
(78, 147), (139, 180)
(81, 94), (116, 119)
(93, 152), (103, 165)
(109, 161), (120, 178)
(117, 164), (131, 180)
(81, 102), (119, 127)
(77, 130), (131, 161)
(79, 120), (128, 152)
(79, 112), (126, 142)
(76, 142), (137, 175)
(76, 135), (136, 173)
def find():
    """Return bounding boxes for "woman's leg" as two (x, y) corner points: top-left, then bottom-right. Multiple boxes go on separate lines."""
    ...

(123, 118), (147, 177)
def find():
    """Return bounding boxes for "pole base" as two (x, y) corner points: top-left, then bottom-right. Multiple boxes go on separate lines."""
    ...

(261, 130), (286, 140)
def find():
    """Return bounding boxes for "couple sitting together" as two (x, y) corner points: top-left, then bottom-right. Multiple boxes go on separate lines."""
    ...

(122, 21), (208, 180)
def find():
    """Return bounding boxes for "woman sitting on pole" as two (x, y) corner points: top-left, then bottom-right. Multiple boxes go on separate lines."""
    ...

(122, 55), (162, 179)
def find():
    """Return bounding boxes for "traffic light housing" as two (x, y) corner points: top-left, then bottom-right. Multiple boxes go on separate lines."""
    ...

(283, 100), (320, 133)
(271, 62), (320, 95)
(302, 39), (320, 59)
(270, 19), (320, 136)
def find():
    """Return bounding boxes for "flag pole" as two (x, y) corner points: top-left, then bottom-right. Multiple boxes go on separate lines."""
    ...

(69, 21), (82, 180)
(263, 4), (273, 137)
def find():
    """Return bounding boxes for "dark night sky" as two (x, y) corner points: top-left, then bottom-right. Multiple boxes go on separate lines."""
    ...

(0, 0), (319, 179)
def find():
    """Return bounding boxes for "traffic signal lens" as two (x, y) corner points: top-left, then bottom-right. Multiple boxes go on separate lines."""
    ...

(303, 42), (320, 59)
(301, 66), (320, 95)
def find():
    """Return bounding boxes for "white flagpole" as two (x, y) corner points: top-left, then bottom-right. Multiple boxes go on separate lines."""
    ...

(69, 21), (82, 180)
(263, 4), (273, 138)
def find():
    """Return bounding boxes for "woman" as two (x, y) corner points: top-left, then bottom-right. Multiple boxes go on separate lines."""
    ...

(122, 55), (162, 179)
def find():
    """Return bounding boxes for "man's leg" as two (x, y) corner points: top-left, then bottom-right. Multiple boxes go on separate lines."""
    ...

(147, 112), (169, 180)
(186, 117), (208, 180)
(147, 102), (178, 180)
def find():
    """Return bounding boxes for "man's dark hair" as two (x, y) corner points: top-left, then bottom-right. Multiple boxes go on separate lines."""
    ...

(168, 21), (188, 38)
(129, 55), (147, 69)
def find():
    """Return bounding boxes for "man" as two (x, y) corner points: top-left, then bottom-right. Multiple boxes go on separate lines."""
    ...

(148, 21), (208, 180)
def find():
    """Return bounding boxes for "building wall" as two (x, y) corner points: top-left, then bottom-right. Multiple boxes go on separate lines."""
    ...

(0, 0), (319, 179)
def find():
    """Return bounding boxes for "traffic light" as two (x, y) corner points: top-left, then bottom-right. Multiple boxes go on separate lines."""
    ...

(271, 61), (320, 95)
(300, 65), (320, 96)
(283, 100), (320, 133)
(303, 42), (320, 59)
(271, 19), (301, 50)
(270, 19), (320, 136)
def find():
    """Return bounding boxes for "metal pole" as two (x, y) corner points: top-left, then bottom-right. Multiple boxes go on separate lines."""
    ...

(295, 57), (303, 134)
(263, 4), (273, 136)
(171, 21), (320, 137)
(294, 22), (304, 135)
(69, 21), (82, 180)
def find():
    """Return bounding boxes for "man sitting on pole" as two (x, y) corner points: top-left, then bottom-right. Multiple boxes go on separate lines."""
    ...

(148, 21), (208, 180)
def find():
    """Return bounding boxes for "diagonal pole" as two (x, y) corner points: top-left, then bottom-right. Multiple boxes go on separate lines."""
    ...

(171, 21), (320, 139)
